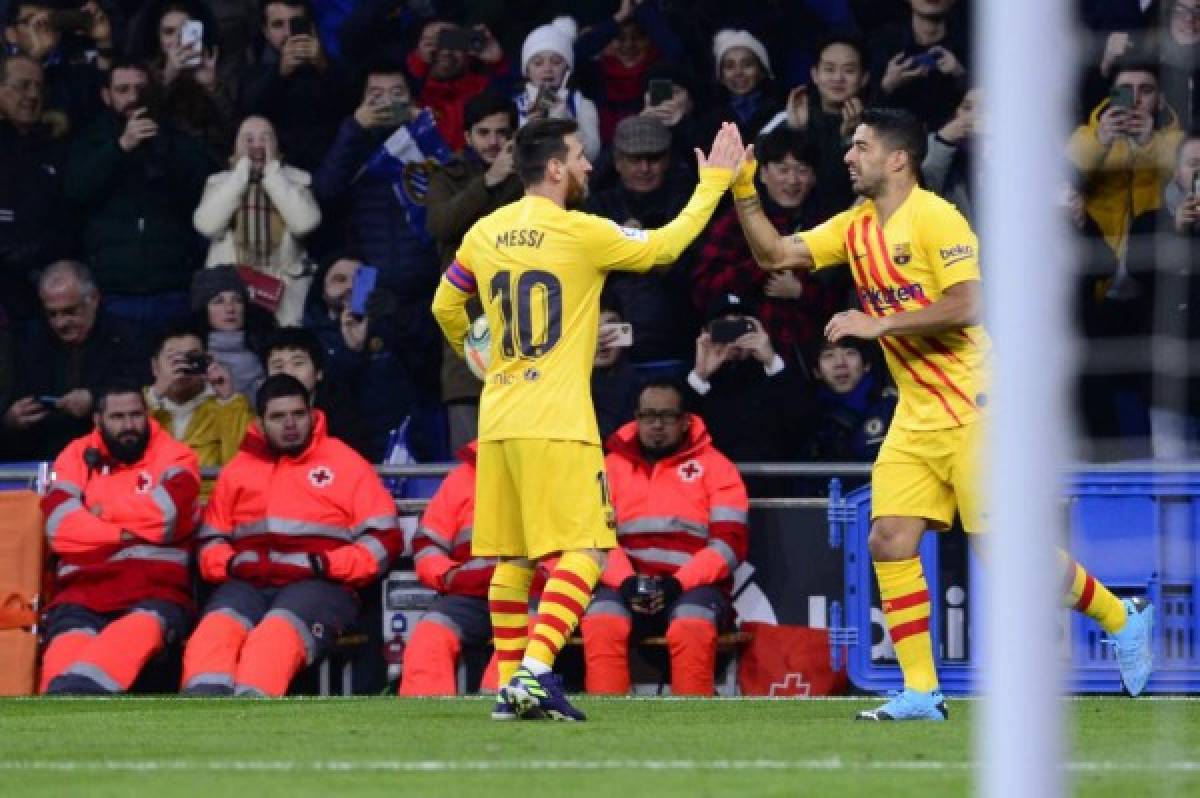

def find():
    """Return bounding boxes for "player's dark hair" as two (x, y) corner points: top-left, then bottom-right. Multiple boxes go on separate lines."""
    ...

(637, 378), (686, 411)
(464, 91), (517, 133)
(514, 117), (578, 186)
(94, 380), (147, 414)
(861, 106), (927, 176)
(756, 126), (819, 168)
(262, 327), (325, 372)
(255, 373), (311, 416)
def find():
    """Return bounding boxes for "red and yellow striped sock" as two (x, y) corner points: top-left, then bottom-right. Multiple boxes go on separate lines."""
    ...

(488, 562), (534, 687)
(524, 551), (601, 670)
(875, 557), (939, 693)
(1059, 550), (1126, 634)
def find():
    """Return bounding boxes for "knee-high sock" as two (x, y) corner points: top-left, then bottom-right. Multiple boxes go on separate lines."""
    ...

(58, 611), (165, 693)
(399, 620), (461, 696)
(233, 614), (308, 697)
(580, 613), (631, 694)
(1060, 550), (1126, 634)
(181, 611), (250, 692)
(666, 618), (718, 697)
(489, 562), (534, 686)
(524, 552), (601, 671)
(875, 557), (938, 692)
(39, 630), (94, 693)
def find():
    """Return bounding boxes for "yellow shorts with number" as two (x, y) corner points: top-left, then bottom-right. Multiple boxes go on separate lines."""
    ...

(871, 420), (986, 534)
(473, 439), (617, 560)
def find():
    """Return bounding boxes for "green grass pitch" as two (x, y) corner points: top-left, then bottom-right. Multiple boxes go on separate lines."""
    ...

(0, 697), (1197, 797)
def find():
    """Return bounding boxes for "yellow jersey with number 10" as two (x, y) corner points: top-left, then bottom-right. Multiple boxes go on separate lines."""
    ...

(431, 169), (733, 444)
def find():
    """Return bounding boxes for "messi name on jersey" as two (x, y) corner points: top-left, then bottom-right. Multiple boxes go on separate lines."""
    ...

(495, 228), (546, 249)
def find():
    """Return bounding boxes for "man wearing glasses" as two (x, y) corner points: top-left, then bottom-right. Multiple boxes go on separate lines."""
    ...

(578, 379), (749, 696)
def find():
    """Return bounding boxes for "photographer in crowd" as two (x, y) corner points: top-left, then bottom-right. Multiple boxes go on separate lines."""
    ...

(144, 321), (251, 467)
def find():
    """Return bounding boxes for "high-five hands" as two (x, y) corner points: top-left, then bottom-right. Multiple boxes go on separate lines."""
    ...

(696, 121), (746, 173)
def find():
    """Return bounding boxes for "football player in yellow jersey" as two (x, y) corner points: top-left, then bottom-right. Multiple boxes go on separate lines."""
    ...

(431, 117), (744, 720)
(732, 107), (1154, 720)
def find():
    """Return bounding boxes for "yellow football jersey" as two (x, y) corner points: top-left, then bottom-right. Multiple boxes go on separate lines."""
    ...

(798, 187), (991, 431)
(432, 169), (732, 443)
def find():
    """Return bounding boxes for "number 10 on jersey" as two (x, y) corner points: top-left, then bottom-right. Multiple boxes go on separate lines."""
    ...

(489, 269), (563, 359)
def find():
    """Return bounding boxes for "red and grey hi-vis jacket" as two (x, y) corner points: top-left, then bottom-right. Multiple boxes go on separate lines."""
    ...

(42, 420), (201, 613)
(601, 416), (749, 593)
(196, 410), (400, 589)
(412, 442), (495, 597)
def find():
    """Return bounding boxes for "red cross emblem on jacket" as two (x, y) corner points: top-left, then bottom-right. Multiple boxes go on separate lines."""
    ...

(308, 466), (334, 487)
(677, 459), (704, 482)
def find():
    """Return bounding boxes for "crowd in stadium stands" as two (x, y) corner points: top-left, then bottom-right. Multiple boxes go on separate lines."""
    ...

(2, 0), (1199, 692)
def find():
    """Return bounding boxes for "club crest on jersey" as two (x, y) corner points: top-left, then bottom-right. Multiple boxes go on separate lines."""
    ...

(892, 242), (912, 265)
(308, 466), (334, 488)
(677, 459), (703, 482)
(135, 470), (154, 494)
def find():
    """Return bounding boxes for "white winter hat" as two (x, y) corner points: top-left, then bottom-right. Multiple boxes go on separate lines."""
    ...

(521, 16), (577, 76)
(712, 29), (772, 78)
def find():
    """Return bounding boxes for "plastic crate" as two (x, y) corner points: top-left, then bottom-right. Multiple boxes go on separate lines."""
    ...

(830, 471), (1200, 695)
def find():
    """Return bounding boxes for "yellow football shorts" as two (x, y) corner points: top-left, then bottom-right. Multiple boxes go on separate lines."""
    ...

(870, 419), (986, 534)
(473, 439), (617, 560)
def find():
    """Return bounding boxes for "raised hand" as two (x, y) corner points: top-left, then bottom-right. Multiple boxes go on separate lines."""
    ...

(825, 309), (886, 342)
(696, 121), (745, 172)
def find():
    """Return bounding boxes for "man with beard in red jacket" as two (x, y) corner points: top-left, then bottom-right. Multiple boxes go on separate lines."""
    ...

(39, 382), (200, 695)
(181, 374), (400, 696)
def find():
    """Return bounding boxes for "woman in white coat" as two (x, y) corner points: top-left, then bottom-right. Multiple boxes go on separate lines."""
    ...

(193, 115), (320, 326)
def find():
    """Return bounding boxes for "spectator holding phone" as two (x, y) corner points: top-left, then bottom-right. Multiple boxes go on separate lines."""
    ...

(193, 114), (320, 327)
(425, 92), (523, 452)
(591, 300), (640, 444)
(300, 254), (427, 462)
(128, 0), (233, 162)
(869, 0), (969, 129)
(2, 1), (111, 129)
(3, 260), (150, 461)
(314, 60), (440, 309)
(638, 61), (705, 170)
(1068, 59), (1183, 259)
(143, 321), (252, 467)
(406, 19), (510, 152)
(514, 17), (601, 161)
(574, 0), (684, 144)
(686, 292), (816, 469)
(64, 58), (214, 335)
(238, 0), (348, 172)
(692, 128), (843, 369)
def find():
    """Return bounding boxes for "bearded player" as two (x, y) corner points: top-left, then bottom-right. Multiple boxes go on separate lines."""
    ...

(431, 118), (744, 721)
(731, 106), (1153, 721)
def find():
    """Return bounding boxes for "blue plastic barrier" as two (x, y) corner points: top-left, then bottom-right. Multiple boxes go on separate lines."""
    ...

(830, 470), (1200, 695)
